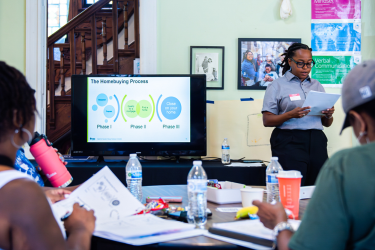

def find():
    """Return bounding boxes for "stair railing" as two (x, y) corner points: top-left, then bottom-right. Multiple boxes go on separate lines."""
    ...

(47, 0), (139, 130)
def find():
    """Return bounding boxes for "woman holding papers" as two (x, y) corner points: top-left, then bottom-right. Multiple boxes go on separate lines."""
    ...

(262, 43), (335, 186)
(0, 62), (96, 250)
(255, 60), (375, 250)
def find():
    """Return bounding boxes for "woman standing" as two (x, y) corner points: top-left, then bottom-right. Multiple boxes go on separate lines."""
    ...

(241, 50), (257, 86)
(261, 43), (335, 186)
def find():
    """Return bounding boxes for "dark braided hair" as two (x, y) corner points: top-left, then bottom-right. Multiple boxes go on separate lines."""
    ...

(0, 61), (36, 142)
(279, 43), (312, 76)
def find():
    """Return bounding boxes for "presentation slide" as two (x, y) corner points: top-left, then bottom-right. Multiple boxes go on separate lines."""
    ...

(87, 77), (191, 143)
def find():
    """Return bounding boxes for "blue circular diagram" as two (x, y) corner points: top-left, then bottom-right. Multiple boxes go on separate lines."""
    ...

(103, 105), (115, 118)
(105, 119), (108, 123)
(92, 104), (98, 111)
(109, 96), (113, 100)
(97, 93), (108, 107)
(161, 97), (182, 120)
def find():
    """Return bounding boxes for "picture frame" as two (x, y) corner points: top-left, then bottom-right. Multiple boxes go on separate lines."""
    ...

(190, 46), (225, 90)
(238, 38), (301, 90)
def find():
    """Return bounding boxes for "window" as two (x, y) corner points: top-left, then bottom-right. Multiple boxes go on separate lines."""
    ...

(83, 0), (112, 8)
(48, 0), (69, 37)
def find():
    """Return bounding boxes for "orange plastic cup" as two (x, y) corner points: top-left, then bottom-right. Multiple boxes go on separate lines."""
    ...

(277, 171), (302, 219)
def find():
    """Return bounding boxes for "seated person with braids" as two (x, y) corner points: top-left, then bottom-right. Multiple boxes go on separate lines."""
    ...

(254, 60), (375, 250)
(0, 61), (96, 250)
(262, 43), (335, 186)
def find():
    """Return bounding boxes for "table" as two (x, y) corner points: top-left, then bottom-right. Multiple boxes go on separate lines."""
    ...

(63, 160), (267, 187)
(91, 185), (310, 250)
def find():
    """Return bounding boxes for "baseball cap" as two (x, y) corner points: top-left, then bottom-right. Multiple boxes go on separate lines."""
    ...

(340, 60), (375, 134)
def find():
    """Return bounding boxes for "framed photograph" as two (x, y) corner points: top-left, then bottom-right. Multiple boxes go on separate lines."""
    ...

(190, 46), (224, 90)
(238, 38), (301, 90)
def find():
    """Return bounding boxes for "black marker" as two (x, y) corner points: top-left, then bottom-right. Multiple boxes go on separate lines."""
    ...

(60, 204), (85, 221)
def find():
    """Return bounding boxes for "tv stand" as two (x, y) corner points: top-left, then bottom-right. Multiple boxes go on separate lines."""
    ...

(175, 156), (180, 164)
(97, 156), (105, 163)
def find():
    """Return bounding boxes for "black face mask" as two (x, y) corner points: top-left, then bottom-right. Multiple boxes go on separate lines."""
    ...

(0, 155), (13, 168)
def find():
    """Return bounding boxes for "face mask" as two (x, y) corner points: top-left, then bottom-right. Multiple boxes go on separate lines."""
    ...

(356, 131), (370, 145)
(11, 128), (33, 149)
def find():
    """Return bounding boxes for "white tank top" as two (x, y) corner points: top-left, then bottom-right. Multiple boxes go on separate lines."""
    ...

(0, 170), (66, 238)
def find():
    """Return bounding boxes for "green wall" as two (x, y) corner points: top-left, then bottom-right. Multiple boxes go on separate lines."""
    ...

(157, 0), (375, 100)
(0, 0), (26, 73)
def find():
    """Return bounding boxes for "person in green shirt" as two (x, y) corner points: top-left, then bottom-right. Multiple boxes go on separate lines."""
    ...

(253, 60), (375, 250)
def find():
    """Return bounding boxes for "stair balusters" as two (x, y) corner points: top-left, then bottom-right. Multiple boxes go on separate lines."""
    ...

(124, 1), (128, 49)
(102, 17), (108, 65)
(81, 32), (86, 75)
(59, 47), (65, 96)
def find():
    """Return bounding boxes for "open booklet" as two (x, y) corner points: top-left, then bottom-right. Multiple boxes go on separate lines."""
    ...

(52, 166), (201, 245)
(208, 219), (301, 248)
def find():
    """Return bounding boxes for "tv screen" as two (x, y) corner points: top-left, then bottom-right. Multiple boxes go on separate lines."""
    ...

(71, 75), (206, 156)
(238, 38), (301, 90)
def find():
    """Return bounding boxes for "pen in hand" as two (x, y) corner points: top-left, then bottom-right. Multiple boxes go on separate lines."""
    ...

(61, 204), (85, 221)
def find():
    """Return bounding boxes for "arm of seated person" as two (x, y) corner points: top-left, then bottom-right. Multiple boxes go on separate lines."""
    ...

(0, 179), (94, 250)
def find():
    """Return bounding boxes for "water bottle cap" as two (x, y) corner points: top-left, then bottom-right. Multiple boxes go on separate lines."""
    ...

(224, 138), (227, 140)
(129, 154), (137, 158)
(193, 160), (202, 166)
(271, 157), (278, 161)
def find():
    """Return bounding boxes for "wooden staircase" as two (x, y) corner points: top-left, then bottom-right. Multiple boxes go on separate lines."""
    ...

(46, 0), (139, 152)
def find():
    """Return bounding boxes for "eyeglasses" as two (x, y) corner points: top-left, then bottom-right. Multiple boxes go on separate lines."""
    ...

(290, 58), (315, 68)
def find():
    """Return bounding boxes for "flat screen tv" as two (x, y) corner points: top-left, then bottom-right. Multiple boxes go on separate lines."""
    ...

(71, 75), (206, 156)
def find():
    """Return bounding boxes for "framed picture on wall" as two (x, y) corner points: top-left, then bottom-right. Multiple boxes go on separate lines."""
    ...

(238, 38), (301, 90)
(190, 46), (224, 90)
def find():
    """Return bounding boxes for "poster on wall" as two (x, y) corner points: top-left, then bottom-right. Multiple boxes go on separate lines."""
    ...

(311, 54), (361, 87)
(237, 38), (301, 90)
(311, 22), (361, 53)
(311, 0), (361, 20)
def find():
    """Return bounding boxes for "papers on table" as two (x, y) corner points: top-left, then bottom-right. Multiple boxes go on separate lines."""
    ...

(52, 166), (199, 246)
(95, 214), (195, 239)
(205, 231), (272, 250)
(52, 166), (145, 222)
(216, 207), (242, 213)
(302, 91), (341, 116)
(227, 163), (263, 167)
(210, 220), (301, 245)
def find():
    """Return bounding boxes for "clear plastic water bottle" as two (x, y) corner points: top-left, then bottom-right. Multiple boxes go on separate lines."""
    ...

(221, 138), (230, 164)
(126, 154), (142, 202)
(266, 156), (283, 203)
(187, 160), (207, 228)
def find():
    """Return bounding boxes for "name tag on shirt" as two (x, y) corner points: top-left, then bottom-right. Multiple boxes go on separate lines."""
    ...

(289, 94), (301, 101)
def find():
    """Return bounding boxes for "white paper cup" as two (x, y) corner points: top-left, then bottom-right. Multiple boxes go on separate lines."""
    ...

(240, 188), (264, 207)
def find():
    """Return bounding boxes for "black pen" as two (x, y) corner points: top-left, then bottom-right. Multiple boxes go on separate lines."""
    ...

(60, 204), (85, 221)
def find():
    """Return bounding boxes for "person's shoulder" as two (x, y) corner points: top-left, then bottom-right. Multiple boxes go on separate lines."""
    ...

(324, 144), (375, 172)
(0, 177), (45, 204)
(267, 76), (285, 88)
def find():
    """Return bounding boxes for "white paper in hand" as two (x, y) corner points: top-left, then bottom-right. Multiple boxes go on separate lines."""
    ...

(302, 91), (340, 116)
(52, 166), (145, 222)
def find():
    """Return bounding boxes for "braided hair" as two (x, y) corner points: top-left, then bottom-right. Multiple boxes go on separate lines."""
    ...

(0, 61), (36, 142)
(279, 43), (312, 75)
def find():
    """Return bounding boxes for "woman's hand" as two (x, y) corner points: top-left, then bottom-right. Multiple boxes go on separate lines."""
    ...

(322, 106), (335, 118)
(252, 200), (287, 230)
(288, 106), (311, 119)
(54, 148), (67, 165)
(64, 203), (96, 235)
(45, 188), (71, 203)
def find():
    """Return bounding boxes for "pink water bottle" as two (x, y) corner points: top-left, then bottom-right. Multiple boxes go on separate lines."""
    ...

(29, 132), (73, 188)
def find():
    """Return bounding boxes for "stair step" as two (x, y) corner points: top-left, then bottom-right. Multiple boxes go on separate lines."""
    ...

(53, 43), (70, 49)
(118, 49), (135, 56)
